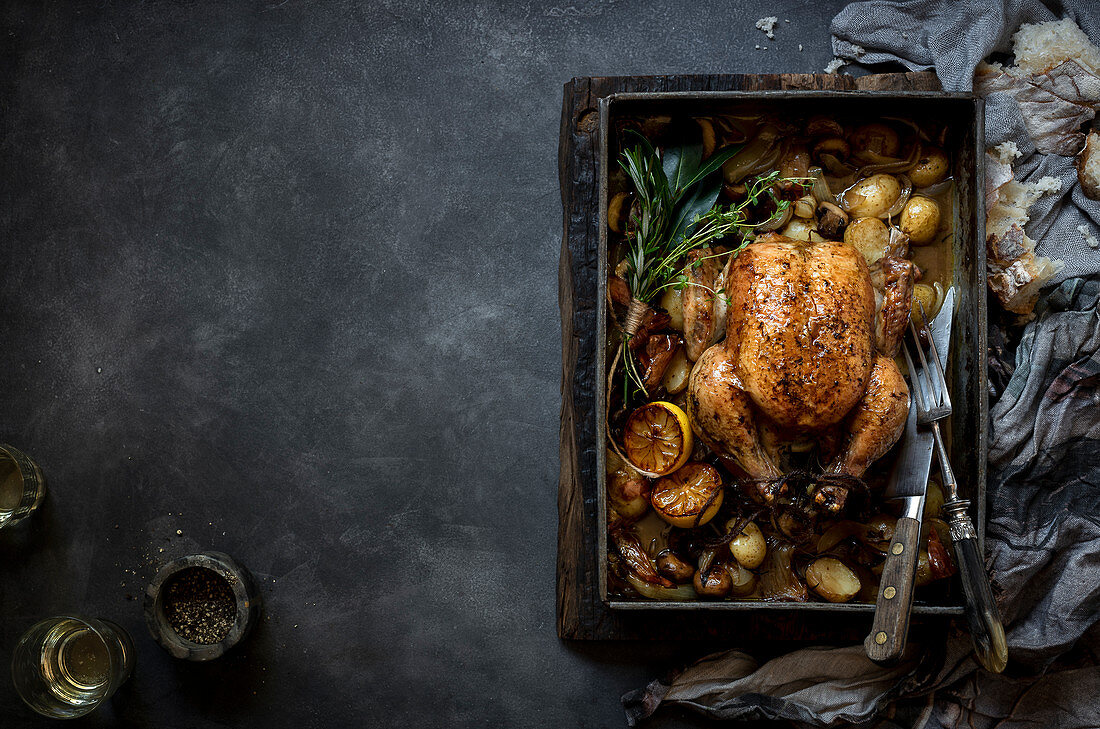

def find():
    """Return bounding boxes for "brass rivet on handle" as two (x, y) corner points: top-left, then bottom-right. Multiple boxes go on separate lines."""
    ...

(884, 586), (896, 599)
(891, 542), (904, 555)
(875, 632), (888, 645)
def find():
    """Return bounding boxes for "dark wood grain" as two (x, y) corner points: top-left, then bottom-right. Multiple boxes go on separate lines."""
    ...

(865, 516), (922, 663)
(557, 72), (945, 641)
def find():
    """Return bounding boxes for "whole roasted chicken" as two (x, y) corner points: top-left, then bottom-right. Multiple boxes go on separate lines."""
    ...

(686, 232), (913, 513)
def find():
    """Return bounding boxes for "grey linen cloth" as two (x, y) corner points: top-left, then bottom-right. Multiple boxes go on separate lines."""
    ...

(623, 2), (1100, 726)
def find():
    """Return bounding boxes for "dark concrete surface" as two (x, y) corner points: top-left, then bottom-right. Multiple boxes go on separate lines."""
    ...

(0, 1), (853, 726)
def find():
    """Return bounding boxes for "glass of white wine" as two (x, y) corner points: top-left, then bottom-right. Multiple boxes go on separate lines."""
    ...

(11, 616), (134, 719)
(0, 444), (45, 529)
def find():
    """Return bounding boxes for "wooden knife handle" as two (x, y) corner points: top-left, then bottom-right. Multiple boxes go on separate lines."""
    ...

(944, 499), (1008, 673)
(864, 515), (921, 664)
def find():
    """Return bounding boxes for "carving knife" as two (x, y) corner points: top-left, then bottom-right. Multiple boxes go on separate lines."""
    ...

(865, 289), (955, 664)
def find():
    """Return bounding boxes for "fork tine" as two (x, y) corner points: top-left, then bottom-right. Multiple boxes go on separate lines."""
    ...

(901, 341), (929, 413)
(918, 300), (952, 411)
(907, 314), (936, 401)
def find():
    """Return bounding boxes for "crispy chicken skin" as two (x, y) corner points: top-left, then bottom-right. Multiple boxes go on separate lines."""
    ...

(688, 232), (909, 480)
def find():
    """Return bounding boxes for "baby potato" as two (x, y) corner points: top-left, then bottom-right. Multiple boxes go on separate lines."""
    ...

(915, 550), (934, 587)
(729, 520), (767, 569)
(924, 480), (945, 520)
(608, 468), (649, 521)
(911, 283), (938, 326)
(909, 146), (949, 188)
(844, 217), (891, 266)
(660, 286), (685, 332)
(900, 196), (941, 245)
(661, 348), (691, 394)
(842, 174), (902, 218)
(850, 123), (900, 158)
(806, 557), (862, 603)
(781, 218), (826, 242)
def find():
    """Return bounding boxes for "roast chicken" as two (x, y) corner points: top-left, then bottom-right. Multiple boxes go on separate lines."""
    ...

(685, 232), (912, 507)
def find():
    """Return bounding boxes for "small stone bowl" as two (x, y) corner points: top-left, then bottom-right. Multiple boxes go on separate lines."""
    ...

(144, 551), (262, 661)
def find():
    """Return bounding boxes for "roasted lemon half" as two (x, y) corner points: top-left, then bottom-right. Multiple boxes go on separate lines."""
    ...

(650, 462), (724, 528)
(622, 401), (693, 477)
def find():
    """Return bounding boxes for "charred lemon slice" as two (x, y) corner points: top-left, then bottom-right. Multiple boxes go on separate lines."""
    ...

(622, 401), (693, 477)
(650, 462), (724, 528)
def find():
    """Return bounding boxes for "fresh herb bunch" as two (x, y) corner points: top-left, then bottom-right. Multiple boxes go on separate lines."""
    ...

(663, 171), (802, 300)
(618, 132), (739, 305)
(613, 130), (809, 400)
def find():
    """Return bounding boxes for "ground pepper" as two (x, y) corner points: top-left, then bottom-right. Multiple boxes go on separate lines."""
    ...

(163, 567), (236, 644)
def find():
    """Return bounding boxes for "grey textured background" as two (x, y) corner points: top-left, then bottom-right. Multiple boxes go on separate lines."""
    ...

(0, 1), (849, 726)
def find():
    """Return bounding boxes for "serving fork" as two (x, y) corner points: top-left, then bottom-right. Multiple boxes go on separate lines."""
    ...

(903, 306), (1008, 674)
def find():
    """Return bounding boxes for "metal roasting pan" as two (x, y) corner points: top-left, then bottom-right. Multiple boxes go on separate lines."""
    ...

(595, 91), (986, 613)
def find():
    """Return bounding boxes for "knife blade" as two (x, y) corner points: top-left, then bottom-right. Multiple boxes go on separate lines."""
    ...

(884, 288), (955, 505)
(865, 288), (956, 664)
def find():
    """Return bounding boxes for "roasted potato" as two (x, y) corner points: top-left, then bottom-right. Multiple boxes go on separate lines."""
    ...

(900, 196), (941, 245)
(842, 174), (902, 218)
(729, 520), (767, 569)
(608, 468), (649, 521)
(806, 557), (862, 603)
(911, 283), (938, 325)
(781, 218), (826, 242)
(924, 480), (945, 520)
(909, 146), (949, 188)
(844, 217), (891, 266)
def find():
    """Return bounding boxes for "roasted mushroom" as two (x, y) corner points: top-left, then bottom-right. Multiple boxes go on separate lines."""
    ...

(815, 201), (849, 238)
(694, 565), (733, 598)
(656, 550), (695, 584)
(812, 137), (850, 164)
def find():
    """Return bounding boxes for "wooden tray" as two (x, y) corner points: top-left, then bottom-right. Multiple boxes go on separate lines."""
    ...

(557, 72), (968, 641)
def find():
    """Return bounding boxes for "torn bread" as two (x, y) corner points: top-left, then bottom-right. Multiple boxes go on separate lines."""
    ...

(1078, 130), (1100, 199)
(973, 18), (1100, 156)
(985, 173), (1064, 314)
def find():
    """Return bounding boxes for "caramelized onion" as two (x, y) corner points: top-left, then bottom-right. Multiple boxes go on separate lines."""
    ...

(857, 142), (921, 177)
(820, 153), (856, 177)
(760, 540), (808, 602)
(915, 179), (953, 198)
(810, 168), (838, 205)
(625, 573), (698, 600)
(881, 174), (913, 219)
(793, 195), (816, 219)
(723, 128), (784, 184)
(757, 203), (793, 232)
